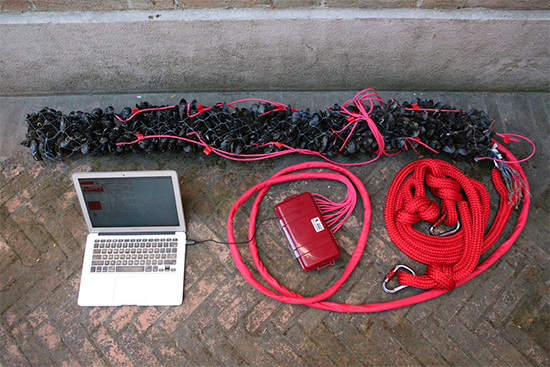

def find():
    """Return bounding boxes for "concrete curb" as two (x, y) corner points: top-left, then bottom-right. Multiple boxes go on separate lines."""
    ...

(1, 8), (548, 95)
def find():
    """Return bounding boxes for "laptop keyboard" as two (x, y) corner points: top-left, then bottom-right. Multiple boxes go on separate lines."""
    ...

(90, 237), (179, 274)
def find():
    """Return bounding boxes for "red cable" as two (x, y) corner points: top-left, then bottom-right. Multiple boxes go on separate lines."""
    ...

(225, 141), (530, 312)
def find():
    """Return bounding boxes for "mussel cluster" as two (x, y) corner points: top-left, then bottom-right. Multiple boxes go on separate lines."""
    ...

(21, 97), (495, 161)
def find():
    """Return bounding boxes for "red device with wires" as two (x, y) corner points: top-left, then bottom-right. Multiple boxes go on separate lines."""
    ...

(275, 193), (340, 271)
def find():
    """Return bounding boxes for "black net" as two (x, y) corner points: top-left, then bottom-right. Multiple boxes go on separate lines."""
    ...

(21, 95), (495, 162)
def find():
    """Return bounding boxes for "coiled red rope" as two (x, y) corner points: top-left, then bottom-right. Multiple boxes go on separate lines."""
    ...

(384, 159), (516, 291)
(226, 141), (530, 312)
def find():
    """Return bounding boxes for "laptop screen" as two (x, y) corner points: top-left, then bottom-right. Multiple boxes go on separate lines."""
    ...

(77, 176), (180, 228)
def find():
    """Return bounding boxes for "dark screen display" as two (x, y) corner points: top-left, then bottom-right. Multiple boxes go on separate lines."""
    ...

(79, 176), (180, 228)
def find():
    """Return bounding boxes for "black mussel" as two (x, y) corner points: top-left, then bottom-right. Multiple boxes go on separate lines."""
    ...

(114, 145), (124, 155)
(120, 107), (133, 120)
(257, 103), (265, 115)
(26, 130), (38, 140)
(385, 113), (396, 131)
(91, 108), (103, 118)
(220, 140), (230, 152)
(345, 140), (358, 155)
(233, 141), (243, 155)
(108, 129), (120, 141)
(59, 136), (73, 148)
(81, 142), (90, 155)
(221, 102), (229, 113)
(31, 140), (42, 161)
(309, 114), (319, 126)
(434, 102), (445, 110)
(20, 138), (31, 148)
(429, 140), (441, 151)
(104, 106), (115, 116)
(145, 141), (155, 153)
(291, 111), (300, 124)
(38, 140), (46, 157)
(168, 140), (178, 152)
(138, 101), (152, 110)
(420, 110), (429, 121)
(443, 145), (456, 154)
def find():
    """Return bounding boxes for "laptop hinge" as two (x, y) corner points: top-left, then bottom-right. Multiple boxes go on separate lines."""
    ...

(97, 232), (177, 236)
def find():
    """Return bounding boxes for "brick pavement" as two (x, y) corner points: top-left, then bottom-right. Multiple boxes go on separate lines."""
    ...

(0, 91), (548, 366)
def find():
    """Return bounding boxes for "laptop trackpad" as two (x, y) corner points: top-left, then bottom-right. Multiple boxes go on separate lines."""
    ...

(113, 277), (149, 305)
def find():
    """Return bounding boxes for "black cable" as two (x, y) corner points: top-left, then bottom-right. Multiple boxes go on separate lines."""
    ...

(186, 217), (278, 246)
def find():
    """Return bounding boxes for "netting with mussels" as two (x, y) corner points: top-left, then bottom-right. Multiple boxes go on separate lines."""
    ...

(20, 95), (495, 162)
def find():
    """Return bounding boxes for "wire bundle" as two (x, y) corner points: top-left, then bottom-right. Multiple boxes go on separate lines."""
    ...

(21, 90), (496, 163)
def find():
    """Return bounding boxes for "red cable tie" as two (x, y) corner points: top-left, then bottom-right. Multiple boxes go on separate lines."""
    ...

(203, 145), (212, 155)
(274, 142), (283, 148)
(131, 108), (140, 114)
(135, 133), (145, 141)
(331, 129), (345, 142)
(411, 104), (420, 111)
(259, 106), (286, 116)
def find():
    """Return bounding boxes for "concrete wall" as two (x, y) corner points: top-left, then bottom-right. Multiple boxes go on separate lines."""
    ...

(0, 8), (548, 96)
(2, 0), (549, 12)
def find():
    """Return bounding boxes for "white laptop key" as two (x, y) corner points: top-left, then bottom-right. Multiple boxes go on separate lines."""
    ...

(72, 170), (187, 306)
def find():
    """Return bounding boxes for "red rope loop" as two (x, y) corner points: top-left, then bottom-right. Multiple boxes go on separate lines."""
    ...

(385, 159), (515, 291)
(226, 142), (528, 312)
(397, 196), (440, 225)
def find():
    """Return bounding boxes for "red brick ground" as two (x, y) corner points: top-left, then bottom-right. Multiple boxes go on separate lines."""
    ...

(0, 91), (548, 366)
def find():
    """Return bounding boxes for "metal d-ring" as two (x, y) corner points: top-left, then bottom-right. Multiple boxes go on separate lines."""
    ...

(382, 264), (416, 294)
(429, 213), (461, 237)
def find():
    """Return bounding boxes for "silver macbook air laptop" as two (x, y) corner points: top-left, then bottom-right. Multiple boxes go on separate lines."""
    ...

(72, 170), (187, 306)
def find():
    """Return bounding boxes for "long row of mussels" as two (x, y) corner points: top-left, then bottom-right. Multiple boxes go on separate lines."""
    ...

(21, 97), (495, 161)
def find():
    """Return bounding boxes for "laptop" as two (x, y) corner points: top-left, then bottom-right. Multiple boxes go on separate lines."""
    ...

(72, 170), (187, 306)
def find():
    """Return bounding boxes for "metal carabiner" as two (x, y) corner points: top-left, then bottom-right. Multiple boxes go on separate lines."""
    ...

(382, 264), (416, 294)
(429, 213), (461, 237)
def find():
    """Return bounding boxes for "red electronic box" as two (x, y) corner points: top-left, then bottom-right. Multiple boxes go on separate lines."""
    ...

(274, 192), (340, 271)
